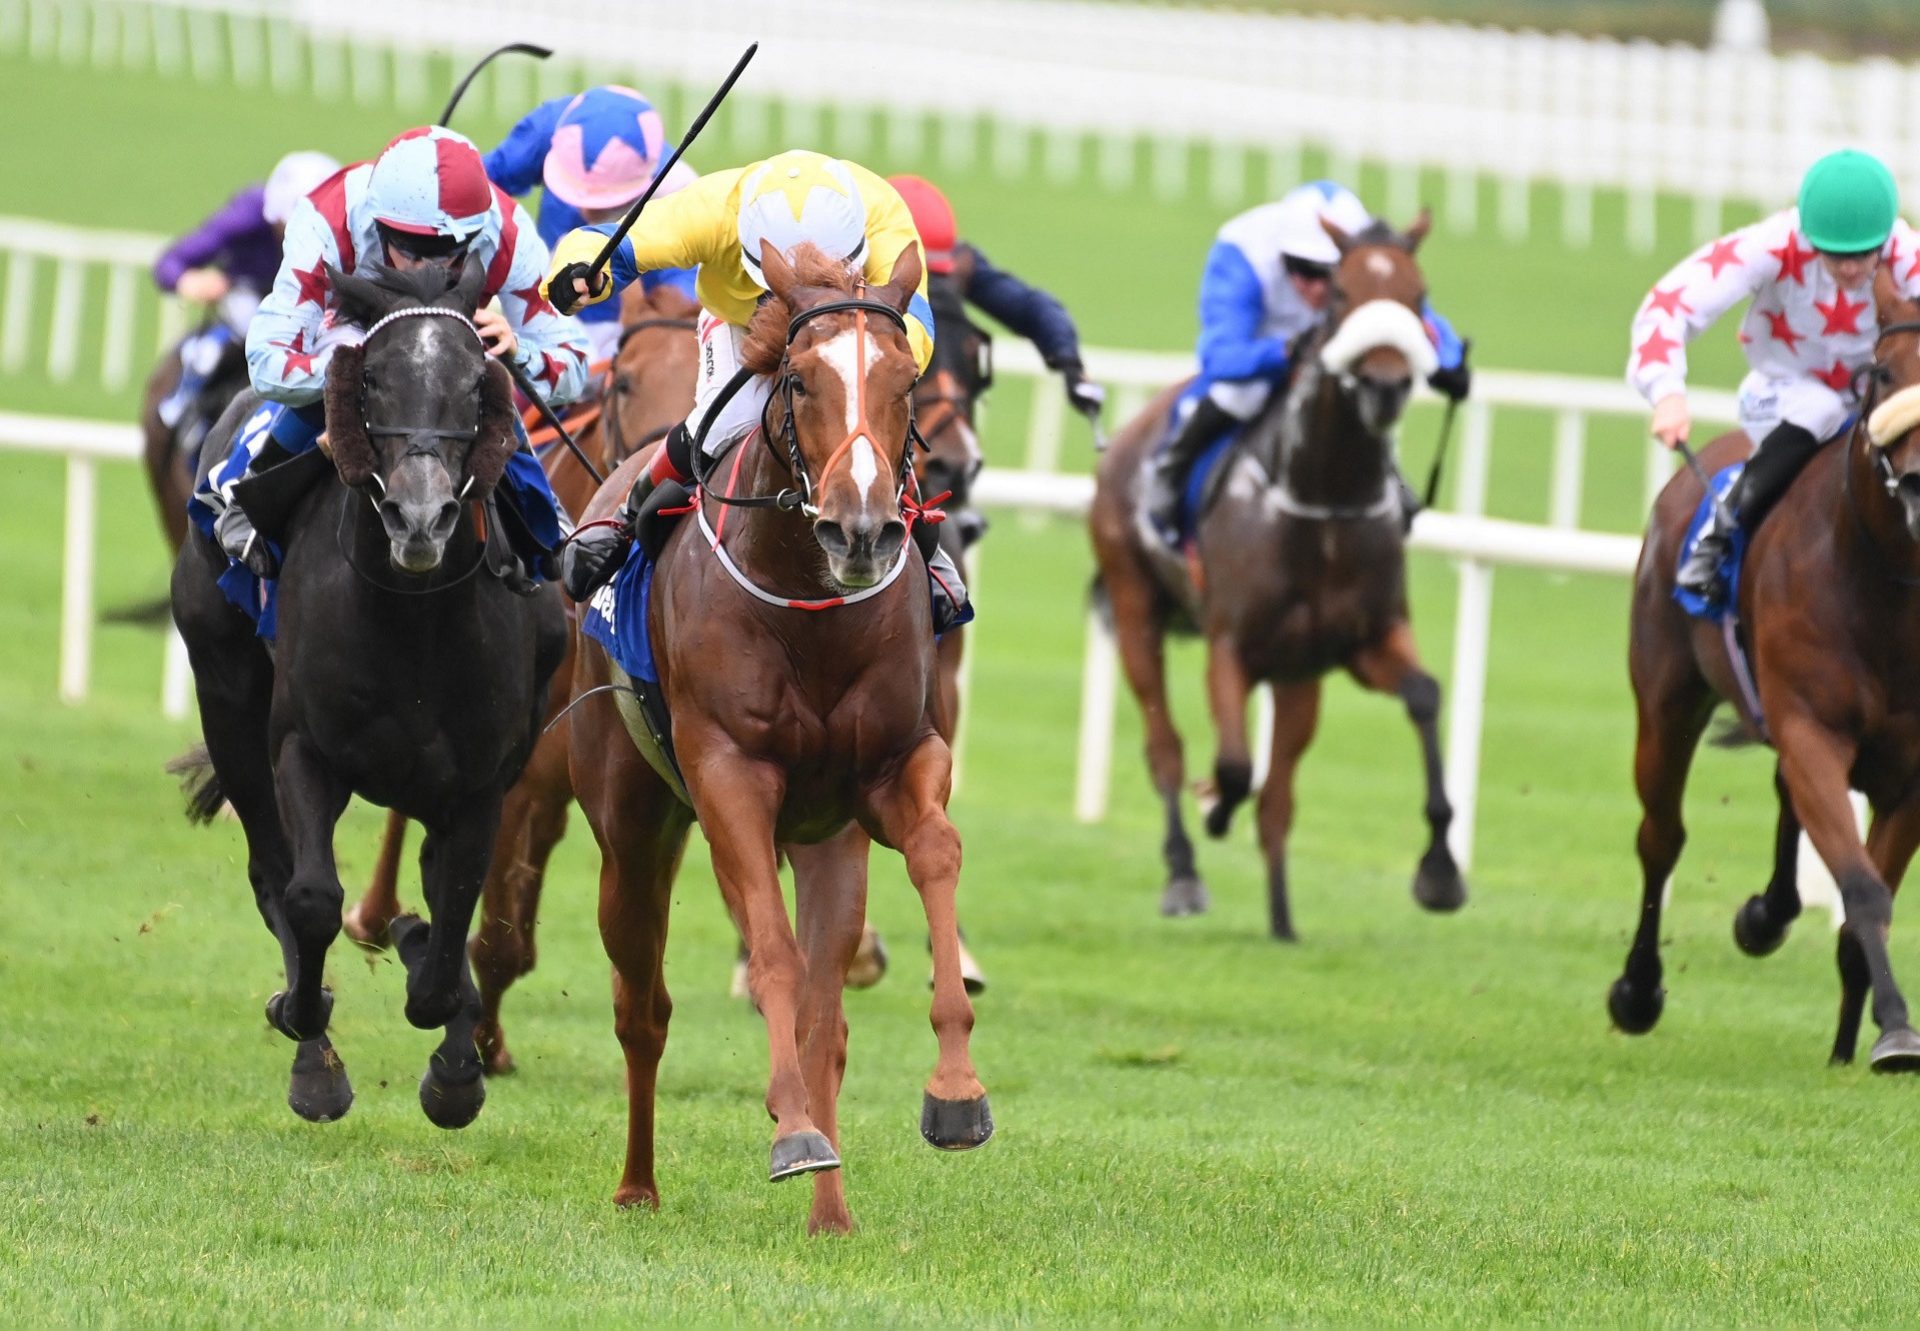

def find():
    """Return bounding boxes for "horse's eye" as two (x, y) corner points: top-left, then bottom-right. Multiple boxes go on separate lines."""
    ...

(1878, 366), (1895, 385)
(788, 374), (808, 397)
(613, 373), (632, 395)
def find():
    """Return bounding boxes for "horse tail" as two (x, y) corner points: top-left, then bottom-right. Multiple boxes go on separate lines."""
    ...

(165, 743), (226, 824)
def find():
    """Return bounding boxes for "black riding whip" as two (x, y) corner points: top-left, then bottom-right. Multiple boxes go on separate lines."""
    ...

(438, 43), (552, 127)
(1673, 436), (1737, 527)
(503, 356), (606, 486)
(1421, 396), (1460, 509)
(550, 42), (759, 314)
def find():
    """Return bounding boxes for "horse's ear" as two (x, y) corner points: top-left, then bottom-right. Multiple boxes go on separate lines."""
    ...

(465, 359), (520, 498)
(1404, 208), (1433, 253)
(446, 255), (488, 315)
(322, 342), (376, 487)
(1320, 217), (1355, 256)
(880, 243), (923, 315)
(327, 262), (385, 326)
(758, 240), (799, 300)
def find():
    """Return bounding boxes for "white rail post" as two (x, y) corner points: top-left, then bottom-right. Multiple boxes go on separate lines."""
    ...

(1441, 397), (1494, 869)
(101, 261), (137, 391)
(59, 453), (97, 705)
(0, 248), (35, 372)
(1073, 607), (1118, 824)
(47, 256), (85, 383)
(163, 627), (194, 721)
(1549, 408), (1586, 529)
(949, 543), (980, 799)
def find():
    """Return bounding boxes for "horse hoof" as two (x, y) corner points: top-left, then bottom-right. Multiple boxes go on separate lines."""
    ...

(920, 1091), (994, 1151)
(1868, 1027), (1920, 1074)
(418, 1065), (487, 1129)
(1203, 802), (1236, 840)
(1159, 875), (1210, 918)
(287, 1038), (353, 1122)
(1732, 895), (1789, 958)
(769, 1130), (841, 1181)
(341, 901), (393, 951)
(1607, 976), (1665, 1035)
(265, 988), (333, 1042)
(846, 926), (889, 990)
(1412, 855), (1467, 913)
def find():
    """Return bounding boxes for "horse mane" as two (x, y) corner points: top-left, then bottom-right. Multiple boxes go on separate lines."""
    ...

(328, 260), (478, 327)
(740, 244), (860, 375)
(1350, 220), (1409, 251)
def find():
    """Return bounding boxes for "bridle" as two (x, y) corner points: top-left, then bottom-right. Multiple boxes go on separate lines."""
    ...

(1843, 317), (1920, 583)
(354, 306), (485, 502)
(603, 314), (698, 464)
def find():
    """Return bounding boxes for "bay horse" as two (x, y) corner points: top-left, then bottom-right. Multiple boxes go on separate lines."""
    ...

(341, 284), (699, 1075)
(1609, 264), (1920, 1072)
(169, 260), (566, 1124)
(141, 318), (251, 554)
(1089, 212), (1466, 939)
(569, 241), (988, 1235)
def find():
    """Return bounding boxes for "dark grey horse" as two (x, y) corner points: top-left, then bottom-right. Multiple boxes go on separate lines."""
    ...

(170, 261), (566, 1126)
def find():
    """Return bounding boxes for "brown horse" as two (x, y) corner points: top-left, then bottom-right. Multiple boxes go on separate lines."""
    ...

(1090, 213), (1465, 939)
(140, 320), (251, 555)
(1609, 265), (1920, 1071)
(569, 241), (987, 1235)
(342, 284), (698, 1073)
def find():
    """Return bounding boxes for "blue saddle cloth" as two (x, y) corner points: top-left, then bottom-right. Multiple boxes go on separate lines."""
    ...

(1155, 389), (1242, 544)
(580, 546), (660, 684)
(1673, 462), (1749, 623)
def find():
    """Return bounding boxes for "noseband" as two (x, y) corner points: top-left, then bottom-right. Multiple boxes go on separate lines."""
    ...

(354, 306), (486, 498)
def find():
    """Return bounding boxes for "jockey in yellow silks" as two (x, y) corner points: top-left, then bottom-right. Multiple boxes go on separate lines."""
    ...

(543, 150), (955, 613)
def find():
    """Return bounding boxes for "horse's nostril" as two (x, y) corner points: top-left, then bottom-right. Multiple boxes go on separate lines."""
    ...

(875, 519), (907, 558)
(431, 500), (460, 539)
(814, 520), (851, 557)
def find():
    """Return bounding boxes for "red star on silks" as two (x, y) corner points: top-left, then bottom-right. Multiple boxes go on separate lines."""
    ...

(1815, 288), (1870, 336)
(1887, 236), (1901, 272)
(275, 329), (317, 379)
(1906, 250), (1920, 284)
(1815, 359), (1855, 392)
(1764, 309), (1802, 354)
(1635, 327), (1680, 370)
(1698, 238), (1743, 279)
(512, 280), (555, 321)
(1645, 285), (1693, 318)
(1738, 329), (1754, 346)
(290, 260), (328, 308)
(534, 350), (567, 391)
(1770, 230), (1815, 285)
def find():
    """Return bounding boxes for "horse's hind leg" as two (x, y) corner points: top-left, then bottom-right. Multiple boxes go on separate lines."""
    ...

(1773, 710), (1920, 1070)
(788, 828), (872, 1235)
(269, 734), (356, 1121)
(1733, 764), (1803, 957)
(1107, 565), (1205, 915)
(1254, 680), (1321, 942)
(470, 764), (570, 1075)
(868, 737), (992, 1153)
(1201, 634), (1256, 842)
(1350, 624), (1465, 912)
(1834, 793), (1920, 1065)
(343, 809), (408, 948)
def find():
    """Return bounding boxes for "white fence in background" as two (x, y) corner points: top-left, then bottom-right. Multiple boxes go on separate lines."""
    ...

(0, 216), (188, 391)
(14, 0), (1920, 251)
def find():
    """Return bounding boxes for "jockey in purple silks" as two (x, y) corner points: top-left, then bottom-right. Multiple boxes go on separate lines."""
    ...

(189, 125), (590, 581)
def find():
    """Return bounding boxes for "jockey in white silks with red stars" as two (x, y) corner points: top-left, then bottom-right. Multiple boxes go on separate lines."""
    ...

(1631, 148), (1919, 600)
(1146, 180), (1471, 539)
(191, 125), (591, 580)
(542, 148), (972, 632)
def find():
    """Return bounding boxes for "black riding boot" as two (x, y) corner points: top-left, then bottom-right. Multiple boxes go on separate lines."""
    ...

(1147, 397), (1238, 538)
(560, 422), (694, 603)
(1676, 421), (1821, 599)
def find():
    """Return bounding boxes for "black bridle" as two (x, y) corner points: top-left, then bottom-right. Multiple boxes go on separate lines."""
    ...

(690, 295), (929, 512)
(1842, 317), (1920, 584)
(354, 307), (484, 501)
(604, 315), (698, 464)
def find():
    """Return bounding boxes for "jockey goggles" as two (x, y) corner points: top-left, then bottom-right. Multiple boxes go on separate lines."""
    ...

(377, 223), (473, 264)
(1283, 254), (1335, 283)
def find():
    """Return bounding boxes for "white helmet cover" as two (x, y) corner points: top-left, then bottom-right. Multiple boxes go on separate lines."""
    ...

(737, 150), (868, 287)
(263, 150), (341, 225)
(1273, 180), (1372, 266)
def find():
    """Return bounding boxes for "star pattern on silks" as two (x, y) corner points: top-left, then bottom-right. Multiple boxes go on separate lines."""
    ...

(1645, 285), (1692, 318)
(275, 329), (317, 379)
(1635, 327), (1680, 370)
(512, 280), (555, 321)
(1698, 238), (1743, 279)
(1764, 309), (1802, 354)
(1815, 288), (1870, 337)
(1906, 249), (1920, 284)
(290, 260), (329, 308)
(1769, 230), (1815, 285)
(1815, 359), (1855, 392)
(534, 350), (567, 391)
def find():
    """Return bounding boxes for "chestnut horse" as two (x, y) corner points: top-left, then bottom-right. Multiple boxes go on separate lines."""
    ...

(343, 284), (699, 1074)
(569, 241), (988, 1235)
(1090, 213), (1466, 939)
(1609, 265), (1920, 1071)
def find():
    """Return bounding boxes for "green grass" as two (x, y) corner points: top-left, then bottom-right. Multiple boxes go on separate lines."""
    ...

(5, 38), (1916, 1329)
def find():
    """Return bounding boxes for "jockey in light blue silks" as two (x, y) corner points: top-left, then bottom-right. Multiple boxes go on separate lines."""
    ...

(190, 125), (591, 580)
(483, 85), (700, 365)
(1146, 180), (1471, 540)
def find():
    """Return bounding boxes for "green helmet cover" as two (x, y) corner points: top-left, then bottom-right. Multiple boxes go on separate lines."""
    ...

(1798, 149), (1900, 254)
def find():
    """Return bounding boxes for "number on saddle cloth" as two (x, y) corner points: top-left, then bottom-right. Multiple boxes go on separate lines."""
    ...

(1673, 461), (1750, 623)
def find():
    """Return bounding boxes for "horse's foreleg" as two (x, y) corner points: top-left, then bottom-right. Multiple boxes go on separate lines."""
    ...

(269, 733), (355, 1122)
(470, 764), (569, 1076)
(1255, 680), (1322, 942)
(1202, 635), (1255, 842)
(1734, 764), (1803, 957)
(788, 827), (872, 1236)
(1837, 794), (1920, 1067)
(1350, 624), (1465, 912)
(1774, 711), (1920, 1070)
(868, 738), (992, 1152)
(401, 794), (502, 1128)
(344, 809), (408, 948)
(1108, 567), (1204, 915)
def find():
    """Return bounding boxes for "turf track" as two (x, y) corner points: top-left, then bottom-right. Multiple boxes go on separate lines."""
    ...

(2, 47), (1914, 1327)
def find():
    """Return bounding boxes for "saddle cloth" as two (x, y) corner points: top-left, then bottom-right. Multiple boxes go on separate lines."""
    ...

(1673, 461), (1749, 623)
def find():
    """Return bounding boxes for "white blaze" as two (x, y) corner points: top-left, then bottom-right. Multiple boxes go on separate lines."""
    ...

(815, 326), (888, 504)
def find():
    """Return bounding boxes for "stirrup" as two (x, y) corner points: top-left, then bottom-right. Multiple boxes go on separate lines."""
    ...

(1676, 540), (1727, 600)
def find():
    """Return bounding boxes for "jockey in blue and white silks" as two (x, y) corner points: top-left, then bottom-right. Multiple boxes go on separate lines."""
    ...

(484, 85), (700, 363)
(190, 125), (591, 580)
(1146, 180), (1471, 538)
